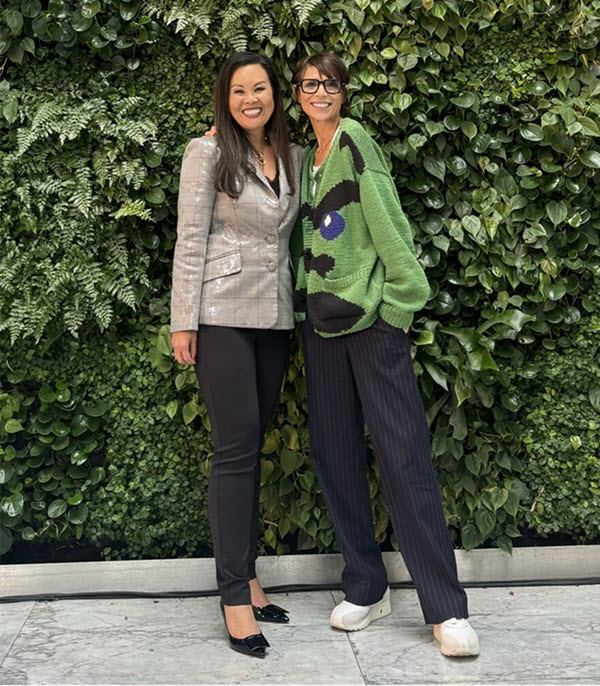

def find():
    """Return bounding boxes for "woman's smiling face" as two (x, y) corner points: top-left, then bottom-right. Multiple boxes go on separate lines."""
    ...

(296, 65), (346, 123)
(228, 63), (275, 133)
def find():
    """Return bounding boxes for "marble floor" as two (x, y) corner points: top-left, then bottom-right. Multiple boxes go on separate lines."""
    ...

(0, 585), (598, 685)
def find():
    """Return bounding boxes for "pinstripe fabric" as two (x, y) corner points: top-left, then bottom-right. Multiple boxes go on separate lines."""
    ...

(302, 317), (469, 624)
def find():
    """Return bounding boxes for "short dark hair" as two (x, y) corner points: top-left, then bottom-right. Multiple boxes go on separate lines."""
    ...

(213, 51), (295, 198)
(292, 52), (350, 116)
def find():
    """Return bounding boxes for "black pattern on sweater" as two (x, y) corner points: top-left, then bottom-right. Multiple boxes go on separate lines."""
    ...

(339, 132), (365, 174)
(303, 248), (336, 278)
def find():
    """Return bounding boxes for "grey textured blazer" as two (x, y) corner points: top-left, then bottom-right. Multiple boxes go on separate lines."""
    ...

(170, 137), (304, 332)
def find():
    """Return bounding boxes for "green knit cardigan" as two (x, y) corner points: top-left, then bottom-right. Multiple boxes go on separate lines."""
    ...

(291, 117), (430, 337)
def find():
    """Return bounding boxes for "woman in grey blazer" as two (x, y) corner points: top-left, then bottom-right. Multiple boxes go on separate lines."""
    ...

(170, 52), (303, 658)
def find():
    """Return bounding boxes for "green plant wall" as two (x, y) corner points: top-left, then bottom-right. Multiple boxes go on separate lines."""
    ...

(1, 0), (599, 559)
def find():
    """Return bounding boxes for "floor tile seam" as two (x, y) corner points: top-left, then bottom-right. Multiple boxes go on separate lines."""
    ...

(0, 601), (37, 668)
(331, 591), (368, 685)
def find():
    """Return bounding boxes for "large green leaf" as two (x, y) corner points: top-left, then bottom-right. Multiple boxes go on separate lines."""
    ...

(0, 527), (13, 555)
(580, 150), (600, 168)
(475, 508), (496, 537)
(2, 492), (24, 517)
(47, 499), (68, 519)
(423, 156), (445, 182)
(589, 386), (600, 412)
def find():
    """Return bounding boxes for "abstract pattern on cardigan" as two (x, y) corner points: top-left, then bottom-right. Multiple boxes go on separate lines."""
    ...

(293, 118), (430, 337)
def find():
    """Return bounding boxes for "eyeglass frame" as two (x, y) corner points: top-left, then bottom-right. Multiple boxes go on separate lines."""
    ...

(295, 78), (348, 95)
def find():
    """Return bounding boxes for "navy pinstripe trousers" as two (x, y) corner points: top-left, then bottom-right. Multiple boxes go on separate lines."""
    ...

(302, 317), (469, 624)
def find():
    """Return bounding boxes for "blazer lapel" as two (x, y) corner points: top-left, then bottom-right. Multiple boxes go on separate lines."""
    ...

(247, 152), (291, 221)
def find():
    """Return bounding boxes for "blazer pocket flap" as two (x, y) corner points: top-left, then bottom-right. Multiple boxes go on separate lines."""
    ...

(202, 251), (241, 283)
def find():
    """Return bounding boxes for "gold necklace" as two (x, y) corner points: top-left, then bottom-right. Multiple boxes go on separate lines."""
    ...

(251, 136), (269, 168)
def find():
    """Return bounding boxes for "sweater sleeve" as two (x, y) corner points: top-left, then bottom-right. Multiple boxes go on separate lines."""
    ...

(359, 168), (430, 329)
(170, 138), (217, 333)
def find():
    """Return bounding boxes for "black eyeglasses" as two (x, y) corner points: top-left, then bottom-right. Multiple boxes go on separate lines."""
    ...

(296, 78), (346, 94)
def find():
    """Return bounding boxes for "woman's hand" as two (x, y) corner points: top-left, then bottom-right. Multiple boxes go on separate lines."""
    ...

(171, 330), (197, 365)
(204, 125), (217, 137)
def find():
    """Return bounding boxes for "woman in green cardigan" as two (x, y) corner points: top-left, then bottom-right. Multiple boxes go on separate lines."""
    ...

(292, 52), (480, 657)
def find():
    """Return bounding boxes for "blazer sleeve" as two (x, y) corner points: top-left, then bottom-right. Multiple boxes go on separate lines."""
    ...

(359, 168), (430, 328)
(170, 138), (217, 333)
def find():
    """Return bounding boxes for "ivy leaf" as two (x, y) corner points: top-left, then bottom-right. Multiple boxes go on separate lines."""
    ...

(4, 9), (24, 35)
(145, 188), (165, 204)
(22, 0), (42, 19)
(543, 283), (566, 301)
(67, 492), (83, 506)
(495, 167), (518, 197)
(503, 489), (520, 517)
(3, 100), (18, 124)
(82, 400), (107, 417)
(423, 156), (445, 182)
(546, 201), (568, 226)
(281, 448), (299, 476)
(48, 499), (68, 519)
(519, 124), (544, 141)
(39, 385), (56, 403)
(589, 386), (600, 412)
(0, 527), (13, 555)
(21, 527), (36, 541)
(0, 464), (14, 484)
(446, 156), (467, 175)
(398, 54), (418, 70)
(460, 523), (482, 550)
(450, 93), (475, 108)
(262, 430), (280, 454)
(475, 508), (496, 537)
(67, 503), (89, 524)
(182, 401), (197, 425)
(450, 403), (467, 440)
(260, 460), (274, 486)
(496, 535), (513, 554)
(4, 418), (23, 433)
(490, 487), (509, 511)
(166, 400), (178, 419)
(282, 424), (299, 450)
(2, 492), (24, 517)
(580, 150), (600, 168)
(465, 454), (480, 476)
(460, 121), (477, 139)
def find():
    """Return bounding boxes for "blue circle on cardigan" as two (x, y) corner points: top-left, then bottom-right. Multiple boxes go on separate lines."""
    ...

(319, 211), (345, 240)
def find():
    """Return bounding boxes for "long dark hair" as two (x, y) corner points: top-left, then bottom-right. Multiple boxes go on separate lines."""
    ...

(213, 52), (295, 198)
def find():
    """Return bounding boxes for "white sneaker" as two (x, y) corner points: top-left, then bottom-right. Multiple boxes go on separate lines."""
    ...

(330, 587), (391, 631)
(433, 618), (480, 656)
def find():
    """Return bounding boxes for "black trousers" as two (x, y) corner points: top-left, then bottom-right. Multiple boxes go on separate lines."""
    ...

(195, 325), (289, 605)
(302, 317), (469, 624)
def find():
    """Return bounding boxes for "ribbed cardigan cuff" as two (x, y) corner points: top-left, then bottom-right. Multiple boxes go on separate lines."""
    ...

(379, 304), (414, 330)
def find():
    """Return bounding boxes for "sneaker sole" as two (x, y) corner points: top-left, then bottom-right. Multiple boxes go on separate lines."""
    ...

(330, 595), (392, 631)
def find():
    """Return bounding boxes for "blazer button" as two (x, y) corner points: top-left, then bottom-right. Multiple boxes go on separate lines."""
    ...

(266, 234), (276, 244)
(267, 262), (277, 272)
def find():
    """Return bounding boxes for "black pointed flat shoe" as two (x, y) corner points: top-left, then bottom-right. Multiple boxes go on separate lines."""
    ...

(252, 603), (290, 623)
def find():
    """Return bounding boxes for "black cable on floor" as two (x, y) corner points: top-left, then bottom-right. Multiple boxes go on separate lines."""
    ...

(1, 577), (599, 604)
